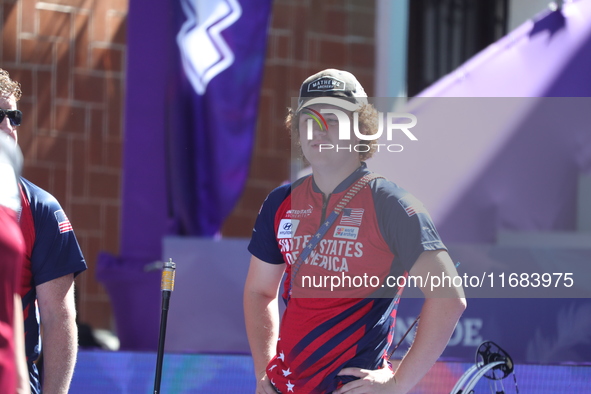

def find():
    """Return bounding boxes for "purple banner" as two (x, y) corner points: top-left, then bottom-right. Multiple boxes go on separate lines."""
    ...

(97, 0), (271, 350)
(167, 0), (272, 236)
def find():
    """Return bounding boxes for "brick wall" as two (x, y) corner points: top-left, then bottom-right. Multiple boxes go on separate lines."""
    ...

(1, 0), (375, 333)
(0, 0), (127, 330)
(223, 0), (376, 237)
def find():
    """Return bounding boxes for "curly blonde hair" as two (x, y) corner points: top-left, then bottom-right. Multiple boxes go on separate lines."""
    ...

(0, 68), (22, 101)
(286, 103), (381, 161)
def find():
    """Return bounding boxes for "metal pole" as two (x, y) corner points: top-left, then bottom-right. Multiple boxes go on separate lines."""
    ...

(154, 258), (176, 394)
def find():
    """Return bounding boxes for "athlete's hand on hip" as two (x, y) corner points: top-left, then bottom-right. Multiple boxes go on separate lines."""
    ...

(334, 365), (397, 394)
(256, 372), (277, 394)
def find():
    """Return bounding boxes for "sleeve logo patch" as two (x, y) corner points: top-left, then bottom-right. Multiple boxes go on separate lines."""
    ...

(54, 210), (73, 233)
(398, 195), (426, 217)
(277, 219), (299, 239)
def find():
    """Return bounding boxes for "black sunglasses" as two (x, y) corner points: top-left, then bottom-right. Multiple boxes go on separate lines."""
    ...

(0, 109), (22, 126)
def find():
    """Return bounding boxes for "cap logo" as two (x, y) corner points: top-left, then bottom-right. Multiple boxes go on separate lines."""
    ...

(307, 76), (345, 92)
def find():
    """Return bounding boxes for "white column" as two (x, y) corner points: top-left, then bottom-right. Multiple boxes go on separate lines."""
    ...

(375, 0), (409, 99)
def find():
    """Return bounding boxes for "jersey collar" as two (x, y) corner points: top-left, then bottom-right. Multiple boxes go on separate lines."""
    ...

(311, 162), (371, 194)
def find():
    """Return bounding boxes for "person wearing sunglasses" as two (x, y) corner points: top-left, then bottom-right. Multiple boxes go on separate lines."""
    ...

(0, 108), (22, 129)
(1, 68), (87, 394)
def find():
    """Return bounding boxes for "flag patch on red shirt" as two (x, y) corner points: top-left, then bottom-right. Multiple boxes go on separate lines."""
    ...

(340, 208), (364, 226)
(54, 210), (73, 233)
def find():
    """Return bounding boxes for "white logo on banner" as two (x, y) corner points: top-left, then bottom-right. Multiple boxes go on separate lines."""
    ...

(177, 0), (242, 95)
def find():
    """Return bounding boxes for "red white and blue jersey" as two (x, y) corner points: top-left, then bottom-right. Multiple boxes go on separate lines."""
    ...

(18, 178), (87, 394)
(248, 163), (446, 393)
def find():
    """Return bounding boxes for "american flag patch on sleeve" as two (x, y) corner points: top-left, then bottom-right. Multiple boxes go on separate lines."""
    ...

(54, 210), (73, 233)
(398, 195), (427, 217)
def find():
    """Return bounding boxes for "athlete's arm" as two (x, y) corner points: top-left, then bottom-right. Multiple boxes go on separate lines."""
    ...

(36, 274), (78, 394)
(14, 294), (31, 394)
(244, 255), (285, 394)
(390, 249), (466, 393)
(336, 250), (466, 394)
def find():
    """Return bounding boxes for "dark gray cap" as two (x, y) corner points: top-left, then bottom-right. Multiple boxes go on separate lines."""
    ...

(296, 69), (368, 112)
